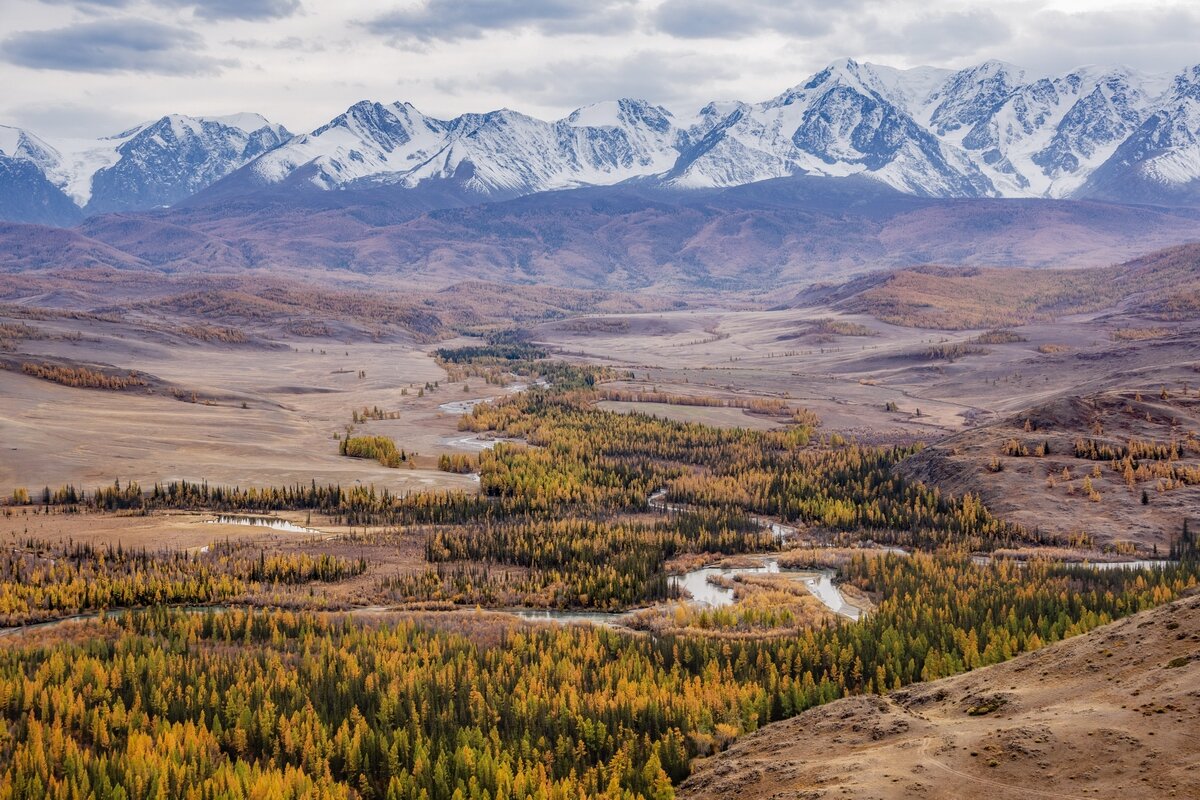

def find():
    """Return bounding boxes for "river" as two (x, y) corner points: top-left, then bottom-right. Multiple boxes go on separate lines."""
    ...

(205, 515), (318, 534)
(668, 559), (863, 621)
(437, 380), (548, 416)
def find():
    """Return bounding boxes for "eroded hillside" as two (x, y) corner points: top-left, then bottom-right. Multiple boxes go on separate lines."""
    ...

(683, 590), (1200, 800)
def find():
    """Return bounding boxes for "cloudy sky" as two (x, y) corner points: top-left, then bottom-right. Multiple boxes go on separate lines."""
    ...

(0, 0), (1196, 137)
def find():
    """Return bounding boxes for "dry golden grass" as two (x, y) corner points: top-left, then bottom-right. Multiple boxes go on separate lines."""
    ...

(837, 243), (1200, 330)
(1112, 327), (1172, 341)
(842, 266), (1121, 329)
(683, 591), (1200, 800)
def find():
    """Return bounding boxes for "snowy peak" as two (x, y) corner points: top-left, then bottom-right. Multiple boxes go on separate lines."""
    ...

(664, 58), (994, 197)
(83, 113), (291, 213)
(566, 98), (673, 133)
(249, 101), (448, 189)
(248, 97), (686, 196)
(408, 103), (682, 194)
(1026, 69), (1152, 193)
(312, 101), (445, 151)
(865, 63), (954, 109)
(1079, 65), (1200, 202)
(0, 125), (60, 173)
(213, 59), (1200, 204)
(4, 59), (1200, 226)
(200, 112), (284, 137)
(765, 58), (885, 110)
(0, 113), (291, 214)
(926, 60), (1026, 138)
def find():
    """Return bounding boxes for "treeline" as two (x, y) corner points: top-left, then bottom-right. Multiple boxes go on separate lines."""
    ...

(0, 554), (1195, 798)
(179, 324), (249, 343)
(661, 447), (1033, 550)
(1073, 437), (1184, 461)
(15, 370), (1039, 551)
(437, 454), (475, 474)
(14, 479), (494, 527)
(1111, 327), (1171, 341)
(1069, 437), (1200, 493)
(0, 322), (41, 351)
(352, 406), (401, 423)
(434, 343), (548, 363)
(20, 362), (147, 390)
(811, 318), (877, 337)
(630, 573), (835, 638)
(924, 343), (988, 361)
(1001, 438), (1050, 457)
(424, 511), (773, 608)
(973, 329), (1027, 344)
(597, 388), (792, 415)
(463, 388), (1034, 551)
(1169, 520), (1197, 561)
(0, 539), (365, 625)
(340, 435), (410, 468)
(434, 343), (556, 386)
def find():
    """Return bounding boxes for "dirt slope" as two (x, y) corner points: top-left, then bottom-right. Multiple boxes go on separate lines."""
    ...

(901, 387), (1200, 553)
(682, 591), (1200, 799)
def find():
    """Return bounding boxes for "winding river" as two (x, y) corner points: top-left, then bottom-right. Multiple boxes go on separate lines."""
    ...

(1, 386), (1172, 638)
(437, 380), (548, 416)
(669, 561), (863, 621)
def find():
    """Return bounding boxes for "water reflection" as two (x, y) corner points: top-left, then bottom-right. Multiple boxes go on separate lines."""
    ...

(205, 515), (316, 533)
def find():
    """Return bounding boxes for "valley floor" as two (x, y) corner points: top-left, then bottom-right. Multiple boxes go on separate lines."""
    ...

(0, 268), (1197, 797)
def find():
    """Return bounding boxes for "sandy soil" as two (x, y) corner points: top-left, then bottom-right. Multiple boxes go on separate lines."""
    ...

(0, 317), (490, 493)
(682, 590), (1200, 800)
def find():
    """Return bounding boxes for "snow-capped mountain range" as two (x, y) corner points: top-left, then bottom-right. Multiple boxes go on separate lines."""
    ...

(0, 113), (290, 222)
(4, 59), (1200, 226)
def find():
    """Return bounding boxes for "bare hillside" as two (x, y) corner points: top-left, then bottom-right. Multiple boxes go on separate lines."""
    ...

(901, 388), (1200, 552)
(792, 242), (1200, 330)
(682, 590), (1200, 800)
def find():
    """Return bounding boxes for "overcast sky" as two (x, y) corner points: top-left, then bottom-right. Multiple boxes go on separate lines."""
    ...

(1, 0), (1196, 138)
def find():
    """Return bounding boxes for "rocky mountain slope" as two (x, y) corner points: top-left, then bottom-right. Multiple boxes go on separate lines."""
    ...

(0, 155), (81, 227)
(0, 114), (290, 220)
(6, 177), (1198, 292)
(219, 59), (1198, 205)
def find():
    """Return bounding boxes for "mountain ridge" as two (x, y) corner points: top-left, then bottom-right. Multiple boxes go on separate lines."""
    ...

(5, 177), (1198, 294)
(4, 59), (1200, 226)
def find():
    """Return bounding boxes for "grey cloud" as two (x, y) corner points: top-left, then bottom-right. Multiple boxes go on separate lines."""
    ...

(652, 0), (851, 39)
(1032, 6), (1200, 48)
(651, 1), (759, 38)
(970, 5), (1200, 76)
(867, 9), (1015, 61)
(37, 0), (302, 21)
(362, 0), (637, 43)
(36, 0), (129, 8)
(466, 51), (743, 111)
(182, 0), (301, 22)
(2, 100), (141, 138)
(226, 35), (324, 51)
(1, 19), (226, 75)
